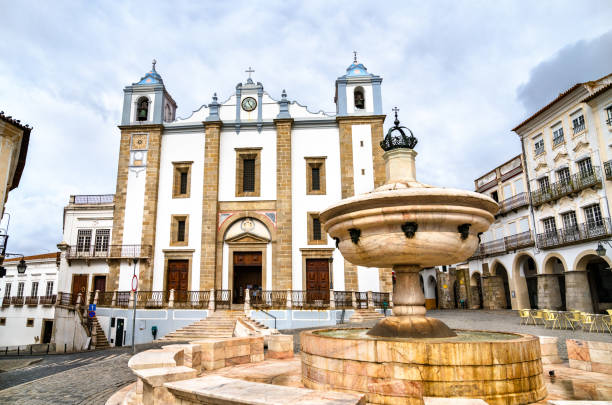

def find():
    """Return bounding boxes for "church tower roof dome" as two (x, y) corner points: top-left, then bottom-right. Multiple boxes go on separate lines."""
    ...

(134, 59), (164, 85)
(345, 52), (370, 77)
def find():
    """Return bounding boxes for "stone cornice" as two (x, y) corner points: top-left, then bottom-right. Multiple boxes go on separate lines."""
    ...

(118, 124), (164, 131)
(336, 114), (386, 123)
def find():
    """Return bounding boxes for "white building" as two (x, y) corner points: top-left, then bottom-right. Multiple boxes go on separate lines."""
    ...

(0, 253), (58, 347)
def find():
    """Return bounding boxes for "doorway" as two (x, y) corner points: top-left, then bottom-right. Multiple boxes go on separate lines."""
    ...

(233, 252), (262, 304)
(167, 260), (189, 302)
(93, 275), (106, 293)
(41, 320), (53, 344)
(72, 274), (88, 305)
(115, 318), (125, 347)
(496, 266), (511, 309)
(305, 258), (330, 302)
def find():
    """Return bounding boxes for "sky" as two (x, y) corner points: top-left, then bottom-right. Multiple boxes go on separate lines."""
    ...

(1, 1), (611, 256)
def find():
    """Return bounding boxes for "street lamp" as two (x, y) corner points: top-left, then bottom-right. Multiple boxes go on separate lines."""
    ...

(596, 242), (607, 257)
(17, 259), (27, 274)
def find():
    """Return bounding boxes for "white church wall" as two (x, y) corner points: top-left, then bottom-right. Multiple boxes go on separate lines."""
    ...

(218, 95), (237, 122)
(218, 128), (277, 201)
(351, 124), (375, 195)
(152, 131), (205, 291)
(291, 126), (342, 290)
(357, 266), (380, 292)
(123, 170), (146, 245)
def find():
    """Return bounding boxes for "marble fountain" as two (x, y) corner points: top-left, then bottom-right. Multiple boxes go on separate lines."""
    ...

(301, 110), (547, 405)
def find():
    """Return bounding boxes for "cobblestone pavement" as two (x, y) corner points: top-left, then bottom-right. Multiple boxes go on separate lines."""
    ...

(282, 309), (612, 358)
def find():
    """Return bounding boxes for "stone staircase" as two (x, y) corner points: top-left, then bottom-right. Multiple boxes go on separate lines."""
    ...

(348, 308), (385, 323)
(91, 316), (110, 349)
(161, 310), (273, 342)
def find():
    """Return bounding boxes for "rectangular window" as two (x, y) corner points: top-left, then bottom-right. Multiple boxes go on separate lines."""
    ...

(514, 179), (524, 194)
(31, 282), (39, 297)
(606, 106), (612, 126)
(572, 115), (585, 134)
(503, 184), (512, 199)
(305, 157), (327, 195)
(94, 229), (110, 252)
(584, 204), (603, 227)
(490, 190), (499, 202)
(534, 137), (544, 156)
(0, 318), (5, 326)
(543, 217), (557, 235)
(519, 217), (530, 233)
(4, 283), (11, 298)
(243, 159), (255, 192)
(77, 229), (92, 253)
(557, 167), (570, 185)
(578, 157), (593, 177)
(172, 162), (192, 198)
(177, 220), (186, 242)
(311, 167), (320, 191)
(552, 127), (564, 146)
(538, 176), (550, 191)
(26, 319), (34, 327)
(312, 217), (322, 240)
(561, 211), (577, 229)
(45, 281), (54, 297)
(170, 215), (189, 246)
(17, 282), (25, 298)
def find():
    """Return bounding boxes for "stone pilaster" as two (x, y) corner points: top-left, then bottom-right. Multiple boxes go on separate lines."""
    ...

(378, 268), (393, 293)
(436, 271), (454, 309)
(274, 118), (293, 290)
(469, 286), (481, 309)
(200, 121), (222, 290)
(482, 275), (506, 309)
(564, 270), (593, 313)
(537, 274), (562, 310)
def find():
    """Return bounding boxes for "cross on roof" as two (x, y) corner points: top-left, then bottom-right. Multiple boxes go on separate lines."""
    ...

(245, 66), (255, 79)
(353, 51), (358, 63)
(392, 106), (400, 117)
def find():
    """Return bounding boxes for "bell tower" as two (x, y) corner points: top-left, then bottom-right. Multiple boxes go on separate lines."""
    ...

(334, 52), (383, 116)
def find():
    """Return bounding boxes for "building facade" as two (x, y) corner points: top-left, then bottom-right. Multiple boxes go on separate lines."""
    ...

(466, 74), (612, 314)
(0, 253), (58, 347)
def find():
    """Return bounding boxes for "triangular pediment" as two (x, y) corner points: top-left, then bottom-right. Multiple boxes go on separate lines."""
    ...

(573, 140), (589, 153)
(553, 151), (568, 163)
(535, 161), (548, 171)
(226, 232), (270, 244)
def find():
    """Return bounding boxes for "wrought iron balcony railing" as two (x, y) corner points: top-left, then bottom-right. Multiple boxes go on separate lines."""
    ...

(249, 290), (287, 309)
(504, 230), (535, 251)
(536, 218), (612, 249)
(605, 160), (612, 180)
(65, 244), (152, 260)
(11, 296), (24, 306)
(531, 168), (601, 207)
(72, 194), (114, 204)
(25, 296), (38, 306)
(469, 230), (535, 260)
(498, 192), (528, 215)
(39, 295), (56, 306)
(2, 297), (10, 307)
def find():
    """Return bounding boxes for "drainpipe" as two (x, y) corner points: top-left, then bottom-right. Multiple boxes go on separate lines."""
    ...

(592, 152), (612, 220)
(520, 135), (540, 255)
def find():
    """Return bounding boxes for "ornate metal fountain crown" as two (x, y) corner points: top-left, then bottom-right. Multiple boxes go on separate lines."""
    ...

(380, 107), (418, 151)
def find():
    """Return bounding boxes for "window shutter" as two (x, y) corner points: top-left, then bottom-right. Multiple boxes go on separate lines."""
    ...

(243, 159), (255, 192)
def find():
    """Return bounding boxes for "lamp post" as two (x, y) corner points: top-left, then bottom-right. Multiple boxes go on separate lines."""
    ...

(131, 258), (139, 355)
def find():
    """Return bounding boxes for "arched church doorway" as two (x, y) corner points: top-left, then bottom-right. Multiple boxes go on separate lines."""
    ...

(428, 275), (438, 308)
(581, 255), (612, 313)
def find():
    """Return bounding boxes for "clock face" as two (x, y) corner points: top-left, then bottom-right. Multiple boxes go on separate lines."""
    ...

(241, 97), (257, 112)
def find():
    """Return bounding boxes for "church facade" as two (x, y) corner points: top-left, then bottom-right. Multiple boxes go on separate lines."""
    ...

(106, 59), (392, 302)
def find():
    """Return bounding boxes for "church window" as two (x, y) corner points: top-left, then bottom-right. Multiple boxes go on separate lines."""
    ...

(305, 157), (326, 195)
(235, 148), (261, 197)
(307, 212), (326, 245)
(77, 229), (92, 253)
(136, 97), (149, 121)
(354, 87), (365, 110)
(170, 215), (189, 246)
(243, 159), (255, 192)
(172, 162), (192, 198)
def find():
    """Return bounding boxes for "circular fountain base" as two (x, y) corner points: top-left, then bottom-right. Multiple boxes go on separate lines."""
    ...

(367, 316), (457, 338)
(301, 328), (547, 405)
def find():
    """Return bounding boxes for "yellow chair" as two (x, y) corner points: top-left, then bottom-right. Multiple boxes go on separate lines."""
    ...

(543, 311), (560, 329)
(564, 311), (582, 330)
(518, 309), (531, 325)
(602, 315), (611, 334)
(531, 309), (545, 326)
(580, 313), (599, 333)
(607, 309), (612, 317)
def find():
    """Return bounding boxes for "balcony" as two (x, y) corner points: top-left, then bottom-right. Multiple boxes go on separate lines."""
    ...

(25, 296), (38, 306)
(605, 160), (612, 180)
(65, 244), (152, 262)
(39, 295), (57, 306)
(11, 296), (24, 306)
(498, 192), (529, 215)
(531, 168), (602, 207)
(469, 230), (535, 259)
(71, 194), (114, 204)
(1, 297), (9, 307)
(536, 218), (612, 249)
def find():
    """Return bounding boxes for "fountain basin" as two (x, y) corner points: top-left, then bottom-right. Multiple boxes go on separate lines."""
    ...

(301, 328), (546, 405)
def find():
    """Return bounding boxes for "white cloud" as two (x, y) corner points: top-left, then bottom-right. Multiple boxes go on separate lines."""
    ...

(1, 0), (611, 254)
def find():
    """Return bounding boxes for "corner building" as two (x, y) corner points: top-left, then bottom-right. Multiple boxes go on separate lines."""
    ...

(107, 60), (391, 302)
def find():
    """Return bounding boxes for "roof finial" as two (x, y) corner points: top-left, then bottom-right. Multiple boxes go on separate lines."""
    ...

(152, 59), (157, 71)
(392, 106), (400, 125)
(353, 51), (358, 63)
(245, 66), (255, 79)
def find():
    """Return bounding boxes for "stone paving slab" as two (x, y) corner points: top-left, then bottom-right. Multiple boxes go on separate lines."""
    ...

(0, 358), (42, 372)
